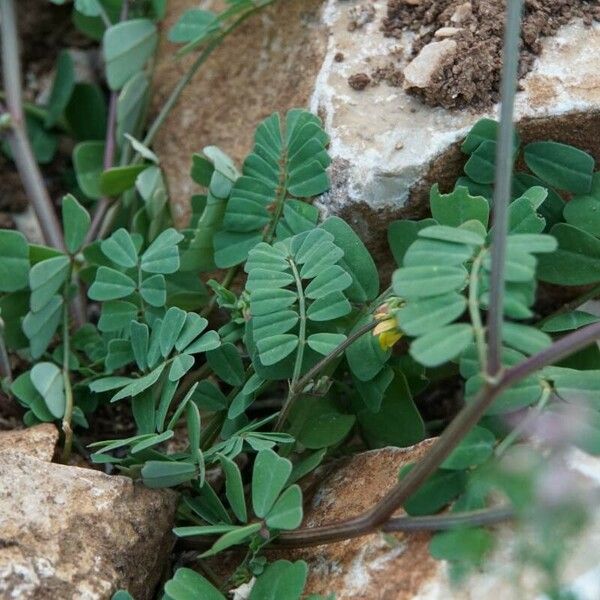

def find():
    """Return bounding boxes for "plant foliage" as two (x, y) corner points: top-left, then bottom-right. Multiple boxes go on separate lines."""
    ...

(5, 3), (600, 594)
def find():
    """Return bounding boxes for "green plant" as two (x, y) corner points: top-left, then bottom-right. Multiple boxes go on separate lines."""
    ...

(3, 1), (600, 598)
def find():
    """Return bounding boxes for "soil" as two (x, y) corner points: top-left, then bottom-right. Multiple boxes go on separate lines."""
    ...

(371, 61), (405, 87)
(0, 157), (28, 216)
(348, 71), (372, 90)
(15, 0), (85, 101)
(0, 1), (92, 229)
(382, 0), (600, 109)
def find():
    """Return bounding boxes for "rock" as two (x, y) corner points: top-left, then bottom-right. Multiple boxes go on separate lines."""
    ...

(451, 2), (473, 24)
(275, 441), (439, 599)
(0, 435), (178, 598)
(403, 40), (458, 89)
(152, 0), (327, 226)
(0, 423), (57, 461)
(268, 442), (600, 599)
(152, 1), (600, 275)
(434, 26), (462, 38)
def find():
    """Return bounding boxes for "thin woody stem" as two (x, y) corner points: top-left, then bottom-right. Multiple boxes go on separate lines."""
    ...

(0, 0), (65, 250)
(270, 320), (600, 547)
(273, 319), (380, 433)
(86, 0), (128, 243)
(86, 91), (118, 243)
(486, 0), (524, 376)
(1, 0), (86, 326)
(537, 282), (600, 327)
(179, 505), (515, 551)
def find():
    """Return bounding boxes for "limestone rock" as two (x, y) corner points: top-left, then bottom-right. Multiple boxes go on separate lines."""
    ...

(0, 423), (57, 461)
(272, 443), (600, 599)
(451, 2), (473, 24)
(434, 27), (462, 38)
(153, 1), (600, 273)
(276, 441), (439, 599)
(403, 40), (458, 89)
(0, 437), (178, 598)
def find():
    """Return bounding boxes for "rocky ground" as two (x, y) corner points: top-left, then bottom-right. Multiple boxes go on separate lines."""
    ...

(0, 425), (178, 598)
(154, 0), (600, 280)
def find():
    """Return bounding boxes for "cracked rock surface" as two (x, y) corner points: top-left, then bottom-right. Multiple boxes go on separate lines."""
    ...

(0, 425), (178, 599)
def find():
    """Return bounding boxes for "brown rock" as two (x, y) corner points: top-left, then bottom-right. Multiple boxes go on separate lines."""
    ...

(264, 444), (600, 599)
(272, 441), (440, 599)
(152, 0), (327, 226)
(0, 451), (178, 598)
(0, 423), (58, 462)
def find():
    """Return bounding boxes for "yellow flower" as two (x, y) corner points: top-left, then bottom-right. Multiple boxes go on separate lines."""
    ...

(377, 328), (403, 351)
(373, 305), (403, 351)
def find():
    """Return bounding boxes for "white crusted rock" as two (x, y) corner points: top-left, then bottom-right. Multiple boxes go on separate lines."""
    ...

(434, 26), (462, 38)
(451, 2), (473, 24)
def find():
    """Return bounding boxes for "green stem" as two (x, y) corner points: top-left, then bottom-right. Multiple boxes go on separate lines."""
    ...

(96, 3), (112, 28)
(273, 287), (392, 432)
(469, 249), (487, 372)
(200, 368), (254, 450)
(201, 267), (237, 318)
(274, 318), (381, 433)
(495, 381), (552, 457)
(289, 261), (306, 386)
(142, 4), (274, 152)
(137, 264), (146, 315)
(174, 362), (212, 405)
(200, 414), (222, 452)
(264, 134), (288, 243)
(95, 4), (275, 238)
(537, 282), (600, 327)
(60, 301), (74, 463)
(274, 259), (307, 432)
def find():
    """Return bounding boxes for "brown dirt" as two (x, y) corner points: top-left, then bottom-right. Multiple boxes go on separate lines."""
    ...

(348, 71), (372, 90)
(13, 0), (87, 101)
(371, 61), (405, 87)
(383, 0), (600, 109)
(0, 1), (89, 230)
